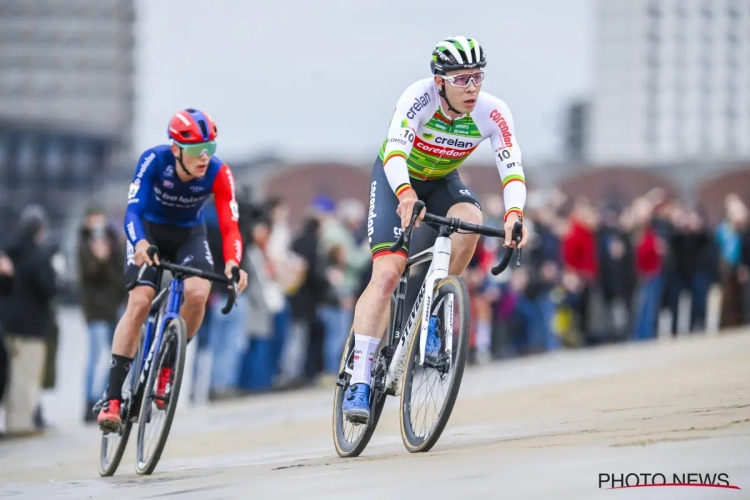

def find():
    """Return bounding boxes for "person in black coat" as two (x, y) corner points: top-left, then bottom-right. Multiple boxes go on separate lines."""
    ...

(666, 206), (717, 334)
(1, 205), (58, 437)
(0, 251), (13, 408)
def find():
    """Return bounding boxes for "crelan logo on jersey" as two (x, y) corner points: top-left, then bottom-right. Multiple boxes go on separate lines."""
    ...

(406, 92), (431, 120)
(422, 132), (434, 140)
(435, 136), (473, 148)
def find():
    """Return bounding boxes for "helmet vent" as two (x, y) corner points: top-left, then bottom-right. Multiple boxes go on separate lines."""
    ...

(198, 120), (208, 139)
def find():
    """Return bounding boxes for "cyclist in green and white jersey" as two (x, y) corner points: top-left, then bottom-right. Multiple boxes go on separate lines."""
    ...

(343, 35), (530, 423)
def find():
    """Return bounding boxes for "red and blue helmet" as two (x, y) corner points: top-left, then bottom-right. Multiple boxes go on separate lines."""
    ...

(167, 108), (218, 145)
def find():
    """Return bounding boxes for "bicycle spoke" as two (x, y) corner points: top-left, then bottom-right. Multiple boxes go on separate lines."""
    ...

(136, 318), (186, 475)
(400, 278), (470, 453)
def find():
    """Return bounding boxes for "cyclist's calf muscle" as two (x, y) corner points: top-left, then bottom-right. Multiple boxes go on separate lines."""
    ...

(352, 254), (405, 341)
(112, 286), (155, 358)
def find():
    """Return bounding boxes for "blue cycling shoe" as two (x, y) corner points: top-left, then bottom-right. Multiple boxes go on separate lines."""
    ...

(425, 316), (442, 360)
(342, 383), (371, 424)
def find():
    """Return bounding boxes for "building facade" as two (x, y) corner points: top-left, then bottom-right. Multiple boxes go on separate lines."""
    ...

(0, 0), (135, 232)
(589, 0), (750, 166)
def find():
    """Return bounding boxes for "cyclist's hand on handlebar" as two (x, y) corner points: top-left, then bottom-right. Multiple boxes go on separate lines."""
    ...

(225, 260), (248, 293)
(134, 240), (158, 267)
(503, 216), (529, 249)
(396, 188), (425, 230)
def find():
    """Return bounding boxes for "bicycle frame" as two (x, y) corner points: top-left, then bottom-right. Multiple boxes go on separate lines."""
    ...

(384, 225), (455, 396)
(127, 272), (184, 409)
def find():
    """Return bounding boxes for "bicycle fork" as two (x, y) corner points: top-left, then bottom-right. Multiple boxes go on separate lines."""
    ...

(385, 235), (452, 396)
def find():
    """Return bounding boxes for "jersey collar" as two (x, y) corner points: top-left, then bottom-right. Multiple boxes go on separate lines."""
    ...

(432, 80), (468, 122)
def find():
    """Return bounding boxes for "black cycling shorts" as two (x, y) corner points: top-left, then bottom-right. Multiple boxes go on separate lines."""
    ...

(124, 220), (215, 289)
(367, 156), (482, 259)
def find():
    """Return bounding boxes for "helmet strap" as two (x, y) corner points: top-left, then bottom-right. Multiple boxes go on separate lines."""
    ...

(176, 148), (196, 180)
(438, 81), (462, 116)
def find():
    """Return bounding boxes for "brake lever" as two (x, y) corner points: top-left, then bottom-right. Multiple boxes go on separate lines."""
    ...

(513, 221), (524, 268)
(491, 221), (524, 276)
(221, 266), (241, 315)
(390, 200), (425, 253)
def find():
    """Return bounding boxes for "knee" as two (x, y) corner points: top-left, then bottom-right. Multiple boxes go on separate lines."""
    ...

(461, 208), (483, 226)
(184, 279), (211, 308)
(371, 257), (405, 297)
(448, 204), (483, 245)
(125, 288), (154, 322)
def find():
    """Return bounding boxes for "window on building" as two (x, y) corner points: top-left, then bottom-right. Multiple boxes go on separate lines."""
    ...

(44, 137), (65, 177)
(726, 79), (737, 95)
(646, 52), (660, 69)
(0, 136), (8, 170)
(727, 3), (740, 20)
(647, 27), (660, 43)
(647, 0), (661, 18)
(726, 53), (738, 71)
(72, 140), (94, 176)
(16, 134), (37, 180)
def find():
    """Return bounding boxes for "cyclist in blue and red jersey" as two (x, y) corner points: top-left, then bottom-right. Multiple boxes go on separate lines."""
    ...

(97, 108), (249, 432)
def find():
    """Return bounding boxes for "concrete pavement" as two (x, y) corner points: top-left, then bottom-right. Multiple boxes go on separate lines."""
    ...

(0, 307), (748, 499)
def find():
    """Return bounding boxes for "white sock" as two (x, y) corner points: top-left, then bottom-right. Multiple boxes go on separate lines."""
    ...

(350, 334), (381, 387)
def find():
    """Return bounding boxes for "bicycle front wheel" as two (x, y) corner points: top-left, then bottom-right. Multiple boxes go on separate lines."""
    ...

(135, 316), (187, 475)
(399, 275), (471, 453)
(98, 326), (144, 477)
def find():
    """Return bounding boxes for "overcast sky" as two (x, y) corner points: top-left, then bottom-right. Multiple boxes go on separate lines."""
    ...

(133, 0), (593, 165)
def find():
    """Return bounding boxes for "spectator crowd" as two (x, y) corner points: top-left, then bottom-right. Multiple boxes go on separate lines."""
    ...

(1, 186), (750, 439)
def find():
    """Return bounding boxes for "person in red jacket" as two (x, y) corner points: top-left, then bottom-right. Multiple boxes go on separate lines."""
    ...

(631, 197), (665, 340)
(561, 197), (599, 345)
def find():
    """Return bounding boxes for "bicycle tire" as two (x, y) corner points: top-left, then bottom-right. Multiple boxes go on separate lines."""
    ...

(399, 275), (470, 453)
(97, 325), (145, 477)
(332, 296), (395, 458)
(135, 315), (187, 475)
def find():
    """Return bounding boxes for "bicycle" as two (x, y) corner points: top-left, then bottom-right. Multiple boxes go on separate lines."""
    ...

(97, 245), (240, 477)
(332, 200), (523, 457)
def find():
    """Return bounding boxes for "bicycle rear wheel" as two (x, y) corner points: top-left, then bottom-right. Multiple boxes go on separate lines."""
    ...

(332, 296), (395, 458)
(135, 316), (187, 475)
(399, 275), (470, 453)
(97, 326), (144, 477)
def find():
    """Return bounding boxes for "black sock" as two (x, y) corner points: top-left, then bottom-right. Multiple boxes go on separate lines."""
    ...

(105, 354), (134, 401)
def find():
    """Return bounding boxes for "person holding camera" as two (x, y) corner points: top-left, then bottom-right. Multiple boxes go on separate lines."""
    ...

(77, 206), (126, 423)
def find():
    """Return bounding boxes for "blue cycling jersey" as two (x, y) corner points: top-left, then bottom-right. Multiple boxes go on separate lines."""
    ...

(124, 145), (233, 248)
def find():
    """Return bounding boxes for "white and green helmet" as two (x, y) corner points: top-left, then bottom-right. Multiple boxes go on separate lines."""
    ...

(430, 35), (487, 75)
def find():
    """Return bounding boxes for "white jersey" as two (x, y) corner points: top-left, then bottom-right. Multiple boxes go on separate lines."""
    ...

(378, 78), (526, 217)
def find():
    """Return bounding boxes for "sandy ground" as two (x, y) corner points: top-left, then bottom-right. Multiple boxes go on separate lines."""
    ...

(0, 313), (748, 499)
